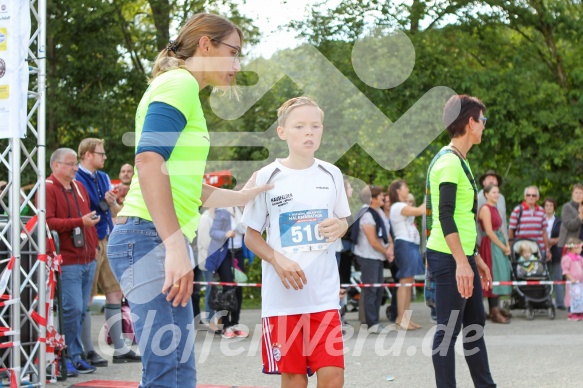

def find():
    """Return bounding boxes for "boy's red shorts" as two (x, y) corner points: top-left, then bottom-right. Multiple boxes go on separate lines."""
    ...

(261, 309), (344, 375)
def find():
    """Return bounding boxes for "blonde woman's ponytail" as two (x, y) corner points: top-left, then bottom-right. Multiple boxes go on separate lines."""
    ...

(149, 13), (243, 82)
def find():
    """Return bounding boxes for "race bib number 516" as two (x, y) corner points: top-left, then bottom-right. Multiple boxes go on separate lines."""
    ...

(279, 209), (330, 253)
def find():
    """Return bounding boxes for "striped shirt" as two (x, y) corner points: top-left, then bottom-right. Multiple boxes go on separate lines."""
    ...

(509, 203), (548, 250)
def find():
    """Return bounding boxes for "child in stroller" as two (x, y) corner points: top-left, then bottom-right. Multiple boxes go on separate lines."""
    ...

(516, 241), (546, 279)
(506, 238), (555, 320)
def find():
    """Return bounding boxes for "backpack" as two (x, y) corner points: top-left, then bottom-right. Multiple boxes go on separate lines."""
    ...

(350, 206), (388, 245)
(104, 298), (136, 345)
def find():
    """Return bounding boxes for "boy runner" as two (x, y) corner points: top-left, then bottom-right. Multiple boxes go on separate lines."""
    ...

(243, 97), (350, 388)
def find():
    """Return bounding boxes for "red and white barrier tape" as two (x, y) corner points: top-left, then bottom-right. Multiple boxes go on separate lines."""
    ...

(193, 280), (570, 288)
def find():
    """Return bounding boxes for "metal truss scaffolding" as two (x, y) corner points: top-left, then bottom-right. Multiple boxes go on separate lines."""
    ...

(0, 0), (47, 386)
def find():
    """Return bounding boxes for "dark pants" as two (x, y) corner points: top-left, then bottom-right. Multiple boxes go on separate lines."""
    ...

(388, 260), (399, 322)
(338, 240), (353, 285)
(356, 256), (384, 327)
(551, 261), (565, 308)
(427, 249), (496, 388)
(216, 249), (243, 328)
(191, 266), (203, 320)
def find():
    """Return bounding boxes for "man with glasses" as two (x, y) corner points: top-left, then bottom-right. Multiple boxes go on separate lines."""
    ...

(76, 138), (141, 366)
(43, 148), (100, 377)
(509, 185), (550, 260)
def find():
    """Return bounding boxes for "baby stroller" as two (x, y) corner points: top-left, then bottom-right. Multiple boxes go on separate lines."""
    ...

(504, 238), (555, 320)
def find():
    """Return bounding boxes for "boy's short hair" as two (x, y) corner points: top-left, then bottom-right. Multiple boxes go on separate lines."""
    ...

(277, 96), (324, 127)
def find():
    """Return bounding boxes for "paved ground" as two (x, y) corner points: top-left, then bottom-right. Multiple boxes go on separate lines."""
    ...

(51, 302), (581, 387)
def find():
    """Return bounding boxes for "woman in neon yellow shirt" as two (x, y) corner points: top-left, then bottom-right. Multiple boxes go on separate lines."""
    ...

(108, 13), (270, 387)
(426, 94), (495, 387)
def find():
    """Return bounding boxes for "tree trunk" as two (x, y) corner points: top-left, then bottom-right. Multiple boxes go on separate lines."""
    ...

(148, 0), (172, 51)
(531, 0), (569, 90)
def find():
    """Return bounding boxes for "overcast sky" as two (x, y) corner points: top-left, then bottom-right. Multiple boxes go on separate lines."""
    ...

(237, 0), (342, 58)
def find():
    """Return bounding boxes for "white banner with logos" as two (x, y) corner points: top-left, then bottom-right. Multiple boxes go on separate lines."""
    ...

(0, 0), (30, 139)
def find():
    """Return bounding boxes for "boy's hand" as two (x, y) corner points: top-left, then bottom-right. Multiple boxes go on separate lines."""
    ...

(271, 251), (307, 290)
(318, 218), (348, 243)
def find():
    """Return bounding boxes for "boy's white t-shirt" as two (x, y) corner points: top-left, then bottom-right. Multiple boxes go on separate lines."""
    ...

(389, 202), (420, 244)
(242, 158), (350, 318)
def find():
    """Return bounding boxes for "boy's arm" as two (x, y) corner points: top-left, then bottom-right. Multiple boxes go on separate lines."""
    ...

(244, 227), (307, 290)
(318, 217), (348, 242)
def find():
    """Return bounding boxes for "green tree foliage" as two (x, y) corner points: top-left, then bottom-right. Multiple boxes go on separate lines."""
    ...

(39, 0), (582, 211)
(44, 0), (258, 177)
(276, 0), (583, 209)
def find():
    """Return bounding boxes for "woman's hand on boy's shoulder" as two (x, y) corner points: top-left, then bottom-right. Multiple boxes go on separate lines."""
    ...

(318, 218), (348, 243)
(238, 171), (274, 204)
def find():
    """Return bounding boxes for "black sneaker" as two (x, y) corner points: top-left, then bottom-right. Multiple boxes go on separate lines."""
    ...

(113, 349), (142, 364)
(86, 350), (109, 367)
(74, 359), (96, 374)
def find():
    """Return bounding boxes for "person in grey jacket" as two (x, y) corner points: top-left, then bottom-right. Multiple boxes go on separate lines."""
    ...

(558, 184), (583, 249)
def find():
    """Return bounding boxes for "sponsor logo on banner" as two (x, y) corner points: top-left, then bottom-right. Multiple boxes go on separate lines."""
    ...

(0, 0), (30, 138)
(0, 85), (8, 99)
(0, 28), (6, 50)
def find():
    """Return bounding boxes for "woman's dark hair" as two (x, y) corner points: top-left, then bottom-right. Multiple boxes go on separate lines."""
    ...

(359, 185), (383, 205)
(388, 179), (406, 205)
(443, 94), (486, 138)
(483, 183), (498, 196)
(542, 197), (557, 212)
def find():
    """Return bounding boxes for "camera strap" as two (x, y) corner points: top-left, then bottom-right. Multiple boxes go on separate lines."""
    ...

(61, 184), (83, 218)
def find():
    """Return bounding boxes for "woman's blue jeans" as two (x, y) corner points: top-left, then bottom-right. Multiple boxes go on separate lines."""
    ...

(108, 217), (196, 388)
(426, 249), (496, 388)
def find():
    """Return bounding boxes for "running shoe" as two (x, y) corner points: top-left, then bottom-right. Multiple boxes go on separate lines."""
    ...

(367, 323), (389, 334)
(65, 360), (79, 378)
(233, 325), (249, 338)
(113, 349), (142, 363)
(222, 326), (238, 339)
(74, 359), (96, 374)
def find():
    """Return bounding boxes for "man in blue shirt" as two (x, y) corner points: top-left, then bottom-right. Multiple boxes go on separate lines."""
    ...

(76, 138), (141, 365)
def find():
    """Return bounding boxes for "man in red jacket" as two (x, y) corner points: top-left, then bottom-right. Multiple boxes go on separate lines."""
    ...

(43, 148), (100, 377)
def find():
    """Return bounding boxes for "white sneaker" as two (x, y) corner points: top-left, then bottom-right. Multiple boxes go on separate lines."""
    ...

(367, 323), (388, 334)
